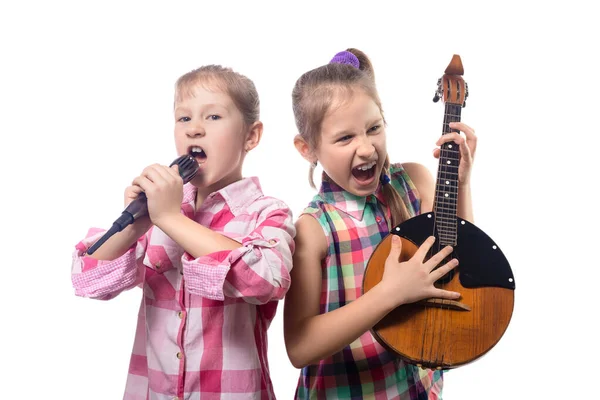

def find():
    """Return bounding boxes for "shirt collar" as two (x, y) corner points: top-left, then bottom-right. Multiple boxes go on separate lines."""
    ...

(183, 176), (264, 216)
(318, 175), (386, 221)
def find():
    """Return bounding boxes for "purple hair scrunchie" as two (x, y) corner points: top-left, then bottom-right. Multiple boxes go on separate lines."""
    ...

(329, 51), (360, 69)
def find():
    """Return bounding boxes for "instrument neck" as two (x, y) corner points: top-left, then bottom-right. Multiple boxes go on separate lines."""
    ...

(433, 102), (462, 247)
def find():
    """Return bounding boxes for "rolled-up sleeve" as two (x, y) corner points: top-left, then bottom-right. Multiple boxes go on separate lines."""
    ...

(71, 228), (148, 300)
(182, 201), (295, 304)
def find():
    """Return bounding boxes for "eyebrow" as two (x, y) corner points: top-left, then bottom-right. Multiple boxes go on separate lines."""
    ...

(330, 118), (383, 137)
(367, 117), (384, 126)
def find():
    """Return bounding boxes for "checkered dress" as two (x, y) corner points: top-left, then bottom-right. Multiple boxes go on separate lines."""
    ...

(295, 163), (443, 400)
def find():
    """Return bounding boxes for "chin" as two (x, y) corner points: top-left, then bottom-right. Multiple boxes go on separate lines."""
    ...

(355, 188), (377, 197)
(347, 182), (377, 197)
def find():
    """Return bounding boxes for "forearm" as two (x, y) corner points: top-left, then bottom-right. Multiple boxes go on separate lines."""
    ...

(88, 218), (152, 260)
(457, 184), (474, 223)
(287, 283), (395, 368)
(73, 225), (149, 299)
(155, 213), (240, 259)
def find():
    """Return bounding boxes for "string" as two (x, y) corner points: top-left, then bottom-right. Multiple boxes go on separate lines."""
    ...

(446, 101), (462, 368)
(433, 99), (462, 369)
(424, 94), (450, 367)
(423, 95), (447, 366)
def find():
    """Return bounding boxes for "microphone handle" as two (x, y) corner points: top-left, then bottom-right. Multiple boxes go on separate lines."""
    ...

(85, 194), (149, 256)
(123, 192), (149, 221)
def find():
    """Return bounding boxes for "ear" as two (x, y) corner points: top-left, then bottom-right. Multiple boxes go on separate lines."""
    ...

(294, 135), (317, 164)
(244, 121), (263, 152)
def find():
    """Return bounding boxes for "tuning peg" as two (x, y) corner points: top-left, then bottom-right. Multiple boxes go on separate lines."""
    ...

(433, 78), (442, 102)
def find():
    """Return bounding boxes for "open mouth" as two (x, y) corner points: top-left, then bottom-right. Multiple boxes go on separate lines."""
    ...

(188, 146), (207, 163)
(351, 161), (376, 183)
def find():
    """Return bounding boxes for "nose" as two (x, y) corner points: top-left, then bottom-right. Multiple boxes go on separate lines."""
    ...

(186, 122), (205, 138)
(356, 135), (376, 159)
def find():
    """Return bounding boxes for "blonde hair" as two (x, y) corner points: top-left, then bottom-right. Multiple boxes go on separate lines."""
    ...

(175, 65), (259, 127)
(292, 48), (411, 226)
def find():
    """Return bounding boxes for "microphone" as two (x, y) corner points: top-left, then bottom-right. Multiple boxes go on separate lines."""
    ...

(85, 155), (199, 255)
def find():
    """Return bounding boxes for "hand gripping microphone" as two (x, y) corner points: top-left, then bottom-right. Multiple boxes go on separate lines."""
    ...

(86, 155), (199, 255)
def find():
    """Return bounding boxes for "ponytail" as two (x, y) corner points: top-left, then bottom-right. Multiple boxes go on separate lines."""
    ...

(308, 162), (317, 189)
(380, 155), (412, 228)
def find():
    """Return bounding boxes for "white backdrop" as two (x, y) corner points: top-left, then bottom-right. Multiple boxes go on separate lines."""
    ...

(1, 1), (597, 399)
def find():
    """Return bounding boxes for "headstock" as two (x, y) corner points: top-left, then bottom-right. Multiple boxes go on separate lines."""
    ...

(433, 54), (469, 107)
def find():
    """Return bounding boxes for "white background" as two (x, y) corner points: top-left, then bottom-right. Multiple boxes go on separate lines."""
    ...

(1, 1), (597, 399)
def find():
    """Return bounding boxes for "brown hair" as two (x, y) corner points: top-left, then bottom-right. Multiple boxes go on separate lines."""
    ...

(292, 48), (411, 226)
(175, 65), (260, 127)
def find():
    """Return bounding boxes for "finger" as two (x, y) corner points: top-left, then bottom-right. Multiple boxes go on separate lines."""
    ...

(132, 175), (154, 193)
(432, 148), (440, 159)
(156, 164), (176, 179)
(413, 236), (436, 262)
(430, 258), (459, 280)
(167, 164), (184, 182)
(450, 122), (477, 156)
(448, 122), (474, 136)
(153, 164), (175, 180)
(127, 184), (144, 196)
(125, 185), (145, 205)
(143, 165), (170, 186)
(459, 134), (473, 164)
(386, 234), (403, 263)
(436, 132), (463, 147)
(425, 245), (454, 272)
(431, 288), (461, 300)
(152, 164), (182, 183)
(437, 133), (471, 166)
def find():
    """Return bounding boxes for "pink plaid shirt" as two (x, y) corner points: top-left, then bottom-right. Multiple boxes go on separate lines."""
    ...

(71, 177), (295, 400)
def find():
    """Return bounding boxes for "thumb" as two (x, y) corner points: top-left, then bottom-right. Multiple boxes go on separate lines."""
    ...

(387, 234), (403, 263)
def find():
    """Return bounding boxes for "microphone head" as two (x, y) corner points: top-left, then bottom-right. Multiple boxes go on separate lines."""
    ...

(170, 154), (200, 184)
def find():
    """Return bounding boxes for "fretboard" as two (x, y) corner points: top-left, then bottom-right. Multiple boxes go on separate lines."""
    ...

(433, 102), (462, 246)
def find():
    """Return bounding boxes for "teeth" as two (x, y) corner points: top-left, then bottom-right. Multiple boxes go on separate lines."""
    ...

(356, 161), (376, 171)
(190, 146), (205, 155)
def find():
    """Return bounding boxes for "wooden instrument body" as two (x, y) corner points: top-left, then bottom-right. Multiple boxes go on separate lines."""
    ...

(361, 55), (515, 369)
(362, 213), (515, 369)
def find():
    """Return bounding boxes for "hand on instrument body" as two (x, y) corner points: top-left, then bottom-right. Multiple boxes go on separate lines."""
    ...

(379, 235), (461, 308)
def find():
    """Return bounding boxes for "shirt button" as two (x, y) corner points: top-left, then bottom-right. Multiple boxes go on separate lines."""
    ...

(177, 311), (185, 319)
(155, 261), (161, 269)
(176, 352), (183, 359)
(376, 216), (382, 223)
(268, 239), (277, 245)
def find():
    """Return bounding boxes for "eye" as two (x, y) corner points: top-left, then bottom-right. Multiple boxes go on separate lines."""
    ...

(367, 125), (381, 133)
(208, 115), (221, 121)
(177, 116), (191, 122)
(337, 134), (353, 143)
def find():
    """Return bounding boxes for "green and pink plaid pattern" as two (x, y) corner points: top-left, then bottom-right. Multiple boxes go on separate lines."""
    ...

(295, 163), (443, 400)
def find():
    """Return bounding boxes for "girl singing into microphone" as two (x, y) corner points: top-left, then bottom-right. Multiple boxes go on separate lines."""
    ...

(71, 65), (295, 400)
